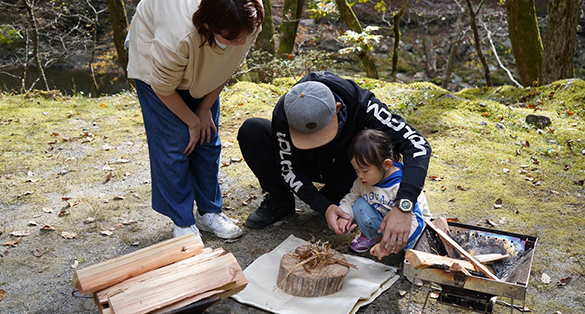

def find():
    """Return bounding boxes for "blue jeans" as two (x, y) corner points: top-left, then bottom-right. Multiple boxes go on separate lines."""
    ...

(352, 197), (421, 250)
(135, 80), (222, 227)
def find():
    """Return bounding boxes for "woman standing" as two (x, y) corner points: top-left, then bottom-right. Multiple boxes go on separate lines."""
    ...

(127, 0), (264, 244)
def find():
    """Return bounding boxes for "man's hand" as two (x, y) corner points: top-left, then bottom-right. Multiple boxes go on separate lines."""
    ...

(377, 208), (411, 257)
(325, 204), (357, 235)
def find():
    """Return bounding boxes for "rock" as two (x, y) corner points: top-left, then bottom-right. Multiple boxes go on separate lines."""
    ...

(526, 114), (551, 128)
(319, 38), (340, 52)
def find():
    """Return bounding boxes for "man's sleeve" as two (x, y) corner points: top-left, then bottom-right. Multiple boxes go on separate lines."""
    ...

(358, 97), (432, 204)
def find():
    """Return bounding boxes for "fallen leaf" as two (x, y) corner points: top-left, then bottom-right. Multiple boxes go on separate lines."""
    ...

(563, 165), (570, 171)
(430, 291), (440, 299)
(121, 220), (138, 225)
(532, 181), (541, 186)
(556, 276), (572, 286)
(448, 198), (456, 202)
(32, 248), (44, 257)
(16, 191), (33, 198)
(61, 231), (77, 239)
(503, 168), (510, 173)
(398, 290), (408, 297)
(100, 230), (114, 236)
(0, 289), (6, 302)
(10, 230), (32, 237)
(494, 198), (503, 209)
(40, 225), (55, 231)
(3, 239), (21, 247)
(83, 217), (96, 224)
(429, 175), (444, 181)
(242, 195), (257, 206)
(541, 273), (551, 284)
(440, 185), (446, 191)
(446, 218), (460, 223)
(42, 206), (54, 213)
(28, 221), (38, 226)
(66, 200), (80, 207)
(113, 195), (124, 200)
(230, 157), (243, 163)
(456, 185), (468, 191)
(58, 210), (70, 217)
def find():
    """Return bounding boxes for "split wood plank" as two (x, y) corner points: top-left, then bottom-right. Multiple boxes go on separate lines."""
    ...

(405, 249), (476, 271)
(94, 247), (223, 306)
(425, 220), (501, 281)
(474, 253), (510, 264)
(149, 270), (247, 314)
(432, 217), (458, 258)
(73, 234), (203, 295)
(107, 253), (243, 314)
(405, 249), (496, 276)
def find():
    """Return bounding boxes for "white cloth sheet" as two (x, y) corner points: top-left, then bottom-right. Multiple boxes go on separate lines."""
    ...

(231, 234), (400, 314)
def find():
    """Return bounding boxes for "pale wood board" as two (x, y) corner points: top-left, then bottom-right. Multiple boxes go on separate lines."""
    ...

(72, 234), (203, 295)
(94, 247), (223, 306)
(107, 253), (242, 314)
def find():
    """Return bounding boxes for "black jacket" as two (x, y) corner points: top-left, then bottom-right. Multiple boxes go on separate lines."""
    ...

(271, 71), (431, 215)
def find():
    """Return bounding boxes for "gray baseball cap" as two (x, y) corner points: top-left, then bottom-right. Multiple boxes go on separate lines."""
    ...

(284, 81), (338, 149)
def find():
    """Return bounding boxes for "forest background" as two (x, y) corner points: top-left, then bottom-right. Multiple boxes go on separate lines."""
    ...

(0, 0), (584, 95)
(1, 0), (585, 314)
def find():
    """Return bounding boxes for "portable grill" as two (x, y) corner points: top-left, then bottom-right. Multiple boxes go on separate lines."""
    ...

(403, 221), (538, 313)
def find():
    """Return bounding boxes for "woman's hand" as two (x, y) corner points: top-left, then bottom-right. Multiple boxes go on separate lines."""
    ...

(184, 115), (201, 155)
(194, 106), (217, 144)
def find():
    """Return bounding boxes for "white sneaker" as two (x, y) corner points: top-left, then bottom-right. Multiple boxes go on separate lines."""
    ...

(173, 224), (204, 246)
(196, 212), (243, 239)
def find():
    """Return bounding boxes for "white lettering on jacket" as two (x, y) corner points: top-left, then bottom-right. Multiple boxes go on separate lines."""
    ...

(366, 101), (428, 158)
(277, 131), (303, 192)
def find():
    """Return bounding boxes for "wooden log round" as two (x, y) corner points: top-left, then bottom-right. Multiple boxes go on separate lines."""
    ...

(276, 249), (350, 297)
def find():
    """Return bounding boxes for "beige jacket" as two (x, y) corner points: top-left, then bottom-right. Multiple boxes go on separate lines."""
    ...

(127, 0), (258, 98)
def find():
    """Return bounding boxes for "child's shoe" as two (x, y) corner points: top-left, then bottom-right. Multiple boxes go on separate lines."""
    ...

(349, 232), (380, 253)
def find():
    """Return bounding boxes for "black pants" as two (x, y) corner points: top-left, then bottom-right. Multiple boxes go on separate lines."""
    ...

(237, 118), (355, 208)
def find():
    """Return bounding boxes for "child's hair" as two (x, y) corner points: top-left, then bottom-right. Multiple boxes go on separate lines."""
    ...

(193, 0), (264, 48)
(348, 129), (396, 170)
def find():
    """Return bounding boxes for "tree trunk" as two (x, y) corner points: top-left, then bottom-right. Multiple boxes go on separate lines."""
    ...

(256, 0), (275, 55)
(442, 14), (463, 89)
(423, 34), (436, 78)
(256, 0), (275, 82)
(465, 0), (492, 86)
(390, 0), (409, 81)
(277, 0), (304, 58)
(335, 0), (379, 78)
(541, 0), (580, 85)
(106, 0), (129, 77)
(505, 0), (543, 86)
(24, 0), (49, 91)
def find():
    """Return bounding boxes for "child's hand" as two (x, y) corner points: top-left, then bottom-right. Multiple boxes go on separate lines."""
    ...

(336, 217), (353, 235)
(370, 243), (386, 260)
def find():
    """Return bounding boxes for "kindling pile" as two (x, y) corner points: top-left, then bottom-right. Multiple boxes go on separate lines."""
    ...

(72, 234), (247, 314)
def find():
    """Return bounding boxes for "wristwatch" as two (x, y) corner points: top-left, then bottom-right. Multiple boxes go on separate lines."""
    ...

(393, 199), (414, 212)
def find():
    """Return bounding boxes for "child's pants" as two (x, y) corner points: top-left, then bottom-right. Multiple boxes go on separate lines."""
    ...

(352, 197), (425, 250)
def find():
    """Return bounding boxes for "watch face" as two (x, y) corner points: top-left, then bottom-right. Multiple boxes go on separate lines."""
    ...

(399, 199), (413, 212)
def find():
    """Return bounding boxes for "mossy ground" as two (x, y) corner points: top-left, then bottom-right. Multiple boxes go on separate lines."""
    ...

(0, 78), (583, 313)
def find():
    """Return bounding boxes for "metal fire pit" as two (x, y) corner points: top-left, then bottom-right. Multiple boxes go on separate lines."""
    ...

(403, 221), (538, 313)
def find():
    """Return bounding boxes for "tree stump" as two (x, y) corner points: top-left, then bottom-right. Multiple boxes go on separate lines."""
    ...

(276, 248), (350, 297)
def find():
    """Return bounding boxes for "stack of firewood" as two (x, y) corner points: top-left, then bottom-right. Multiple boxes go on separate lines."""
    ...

(72, 234), (247, 314)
